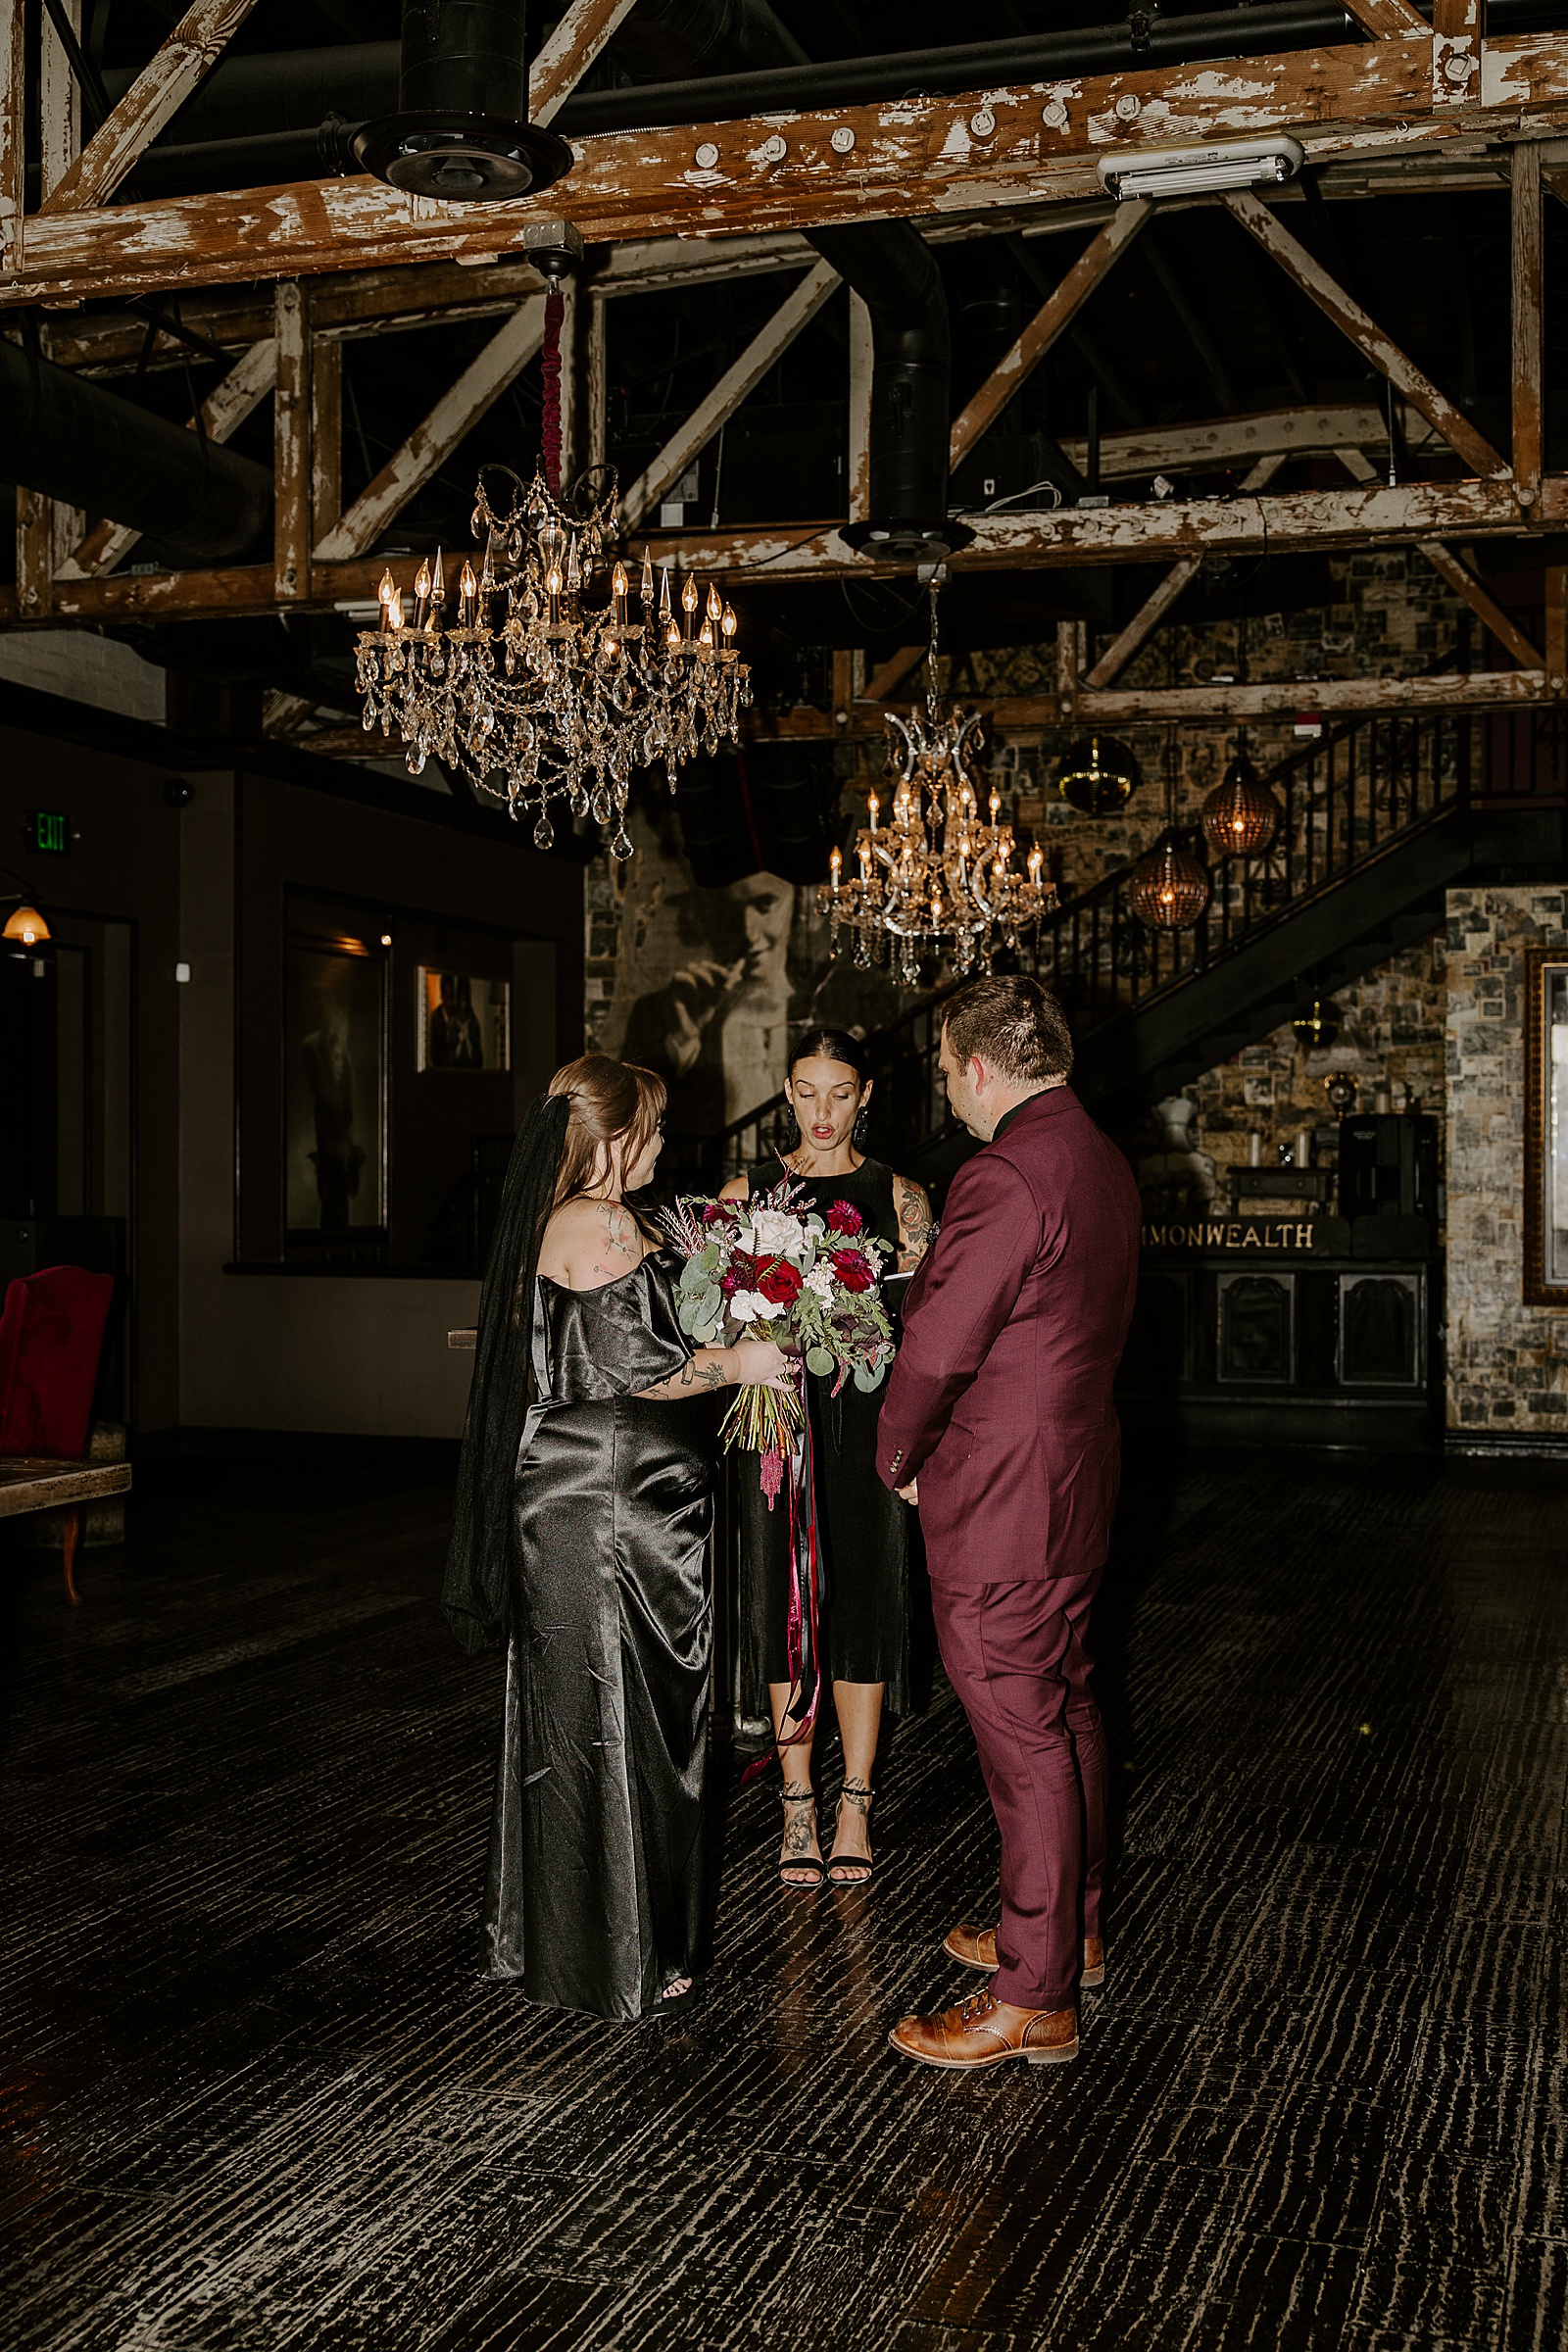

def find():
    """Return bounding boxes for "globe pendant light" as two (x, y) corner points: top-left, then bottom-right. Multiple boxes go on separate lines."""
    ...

(1054, 732), (1141, 816)
(1201, 732), (1282, 858)
(1129, 831), (1211, 929)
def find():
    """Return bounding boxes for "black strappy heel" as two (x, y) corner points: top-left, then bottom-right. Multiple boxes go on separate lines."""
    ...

(827, 1779), (874, 1884)
(779, 1788), (825, 1886)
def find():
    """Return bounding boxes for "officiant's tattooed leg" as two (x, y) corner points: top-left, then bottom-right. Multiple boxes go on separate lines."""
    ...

(894, 1176), (936, 1273)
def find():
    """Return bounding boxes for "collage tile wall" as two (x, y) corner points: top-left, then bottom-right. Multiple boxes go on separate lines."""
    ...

(1445, 886), (1568, 1446)
(584, 552), (1467, 1138)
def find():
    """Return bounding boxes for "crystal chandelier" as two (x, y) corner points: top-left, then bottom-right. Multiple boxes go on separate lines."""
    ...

(817, 591), (1055, 985)
(354, 286), (751, 857)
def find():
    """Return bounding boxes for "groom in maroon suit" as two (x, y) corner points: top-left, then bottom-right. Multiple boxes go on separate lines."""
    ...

(876, 975), (1141, 2069)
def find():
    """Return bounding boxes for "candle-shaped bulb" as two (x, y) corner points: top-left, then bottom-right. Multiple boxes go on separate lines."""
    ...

(378, 568), (395, 607)
(546, 566), (563, 599)
(990, 790), (1001, 821)
(389, 589), (405, 632)
(706, 583), (722, 620)
(612, 561), (629, 599)
(867, 793), (879, 830)
(682, 575), (699, 612)
(699, 619), (714, 647)
(665, 620), (681, 649)
(460, 558), (476, 602)
(721, 603), (737, 638)
(830, 846), (842, 889)
(415, 560), (431, 602)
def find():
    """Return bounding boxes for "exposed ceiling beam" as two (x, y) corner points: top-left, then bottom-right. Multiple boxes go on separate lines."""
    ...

(1058, 402), (1390, 481)
(313, 296), (548, 562)
(860, 645), (928, 702)
(1082, 453), (1287, 689)
(530, 0), (644, 126)
(0, 2), (23, 271)
(619, 259), (840, 531)
(1222, 189), (1509, 480)
(39, 0), (265, 216)
(1341, 0), (1427, 35)
(57, 334), (277, 578)
(13, 473), (1568, 631)
(948, 203), (1149, 468)
(1415, 539), (1544, 667)
(8, 33), (1568, 306)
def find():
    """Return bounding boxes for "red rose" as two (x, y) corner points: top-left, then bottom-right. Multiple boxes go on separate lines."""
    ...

(825, 1200), (864, 1237)
(830, 1249), (875, 1295)
(758, 1260), (804, 1306)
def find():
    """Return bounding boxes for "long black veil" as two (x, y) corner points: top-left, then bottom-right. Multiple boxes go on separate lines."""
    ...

(441, 1091), (569, 1655)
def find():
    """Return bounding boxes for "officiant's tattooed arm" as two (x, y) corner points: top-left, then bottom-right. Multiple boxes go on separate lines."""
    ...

(894, 1175), (937, 1273)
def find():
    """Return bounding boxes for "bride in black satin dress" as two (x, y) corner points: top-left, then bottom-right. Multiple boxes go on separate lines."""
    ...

(442, 1054), (791, 2023)
(722, 1028), (936, 1887)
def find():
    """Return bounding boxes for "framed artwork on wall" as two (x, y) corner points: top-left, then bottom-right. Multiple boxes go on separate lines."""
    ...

(1524, 946), (1568, 1306)
(416, 967), (511, 1073)
(284, 935), (388, 1237)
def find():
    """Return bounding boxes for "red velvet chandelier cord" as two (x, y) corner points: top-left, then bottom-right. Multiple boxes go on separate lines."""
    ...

(540, 286), (565, 496)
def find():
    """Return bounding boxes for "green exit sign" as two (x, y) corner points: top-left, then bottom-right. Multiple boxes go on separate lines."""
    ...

(24, 810), (70, 856)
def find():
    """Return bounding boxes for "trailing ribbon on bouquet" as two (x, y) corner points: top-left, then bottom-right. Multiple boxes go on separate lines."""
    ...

(741, 1390), (821, 1784)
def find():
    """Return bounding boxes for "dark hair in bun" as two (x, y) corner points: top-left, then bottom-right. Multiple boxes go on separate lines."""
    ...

(788, 1025), (870, 1082)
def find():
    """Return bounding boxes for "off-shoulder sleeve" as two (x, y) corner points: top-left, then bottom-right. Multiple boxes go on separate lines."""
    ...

(538, 1255), (695, 1406)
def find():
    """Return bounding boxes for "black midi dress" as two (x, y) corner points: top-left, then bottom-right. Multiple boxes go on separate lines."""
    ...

(481, 1250), (714, 2022)
(738, 1157), (912, 1719)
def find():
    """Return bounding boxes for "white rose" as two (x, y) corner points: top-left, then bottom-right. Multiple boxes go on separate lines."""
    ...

(751, 1206), (809, 1261)
(729, 1291), (770, 1322)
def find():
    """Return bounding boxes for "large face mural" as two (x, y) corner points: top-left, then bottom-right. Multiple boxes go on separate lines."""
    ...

(594, 803), (910, 1139)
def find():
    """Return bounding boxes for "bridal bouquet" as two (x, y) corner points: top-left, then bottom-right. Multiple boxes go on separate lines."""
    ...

(661, 1170), (897, 1501)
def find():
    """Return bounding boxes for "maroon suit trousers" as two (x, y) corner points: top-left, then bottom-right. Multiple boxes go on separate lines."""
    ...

(930, 1568), (1107, 2012)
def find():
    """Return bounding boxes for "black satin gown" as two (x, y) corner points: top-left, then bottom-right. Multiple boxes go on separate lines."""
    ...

(482, 1250), (714, 2022)
(738, 1156), (913, 1718)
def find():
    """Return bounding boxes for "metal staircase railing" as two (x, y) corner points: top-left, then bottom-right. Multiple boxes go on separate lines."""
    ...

(674, 706), (1471, 1188)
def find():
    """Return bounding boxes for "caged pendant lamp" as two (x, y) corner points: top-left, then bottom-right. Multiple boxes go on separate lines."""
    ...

(1201, 732), (1282, 859)
(1129, 732), (1211, 930)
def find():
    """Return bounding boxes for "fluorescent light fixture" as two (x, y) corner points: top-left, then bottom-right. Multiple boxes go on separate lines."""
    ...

(1098, 136), (1304, 202)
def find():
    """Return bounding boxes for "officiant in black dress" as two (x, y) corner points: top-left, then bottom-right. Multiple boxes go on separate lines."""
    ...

(442, 1054), (792, 2023)
(721, 1028), (936, 1887)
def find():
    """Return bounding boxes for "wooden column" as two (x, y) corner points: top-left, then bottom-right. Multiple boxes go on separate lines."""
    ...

(311, 338), (342, 552)
(558, 277), (583, 487)
(273, 280), (313, 601)
(17, 488), (56, 620)
(587, 293), (608, 473)
(847, 293), (873, 524)
(0, 0), (23, 272)
(39, 0), (81, 201)
(1512, 143), (1544, 506)
(1545, 564), (1566, 693)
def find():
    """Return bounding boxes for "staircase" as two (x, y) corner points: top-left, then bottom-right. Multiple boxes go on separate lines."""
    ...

(688, 709), (1565, 1200)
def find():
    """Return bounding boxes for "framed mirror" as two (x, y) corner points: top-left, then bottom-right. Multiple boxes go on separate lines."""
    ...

(1524, 947), (1568, 1306)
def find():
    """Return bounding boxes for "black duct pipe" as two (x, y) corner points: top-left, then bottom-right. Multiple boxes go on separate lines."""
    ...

(352, 0), (571, 198)
(0, 338), (271, 564)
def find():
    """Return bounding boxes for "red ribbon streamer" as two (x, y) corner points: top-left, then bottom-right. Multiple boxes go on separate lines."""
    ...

(741, 1379), (820, 1785)
(541, 285), (564, 496)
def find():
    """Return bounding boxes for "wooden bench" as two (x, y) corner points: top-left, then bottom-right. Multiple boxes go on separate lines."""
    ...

(0, 1457), (133, 1603)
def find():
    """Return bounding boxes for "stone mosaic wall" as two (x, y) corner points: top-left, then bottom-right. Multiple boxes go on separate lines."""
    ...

(1445, 885), (1568, 1447)
(1116, 936), (1448, 1218)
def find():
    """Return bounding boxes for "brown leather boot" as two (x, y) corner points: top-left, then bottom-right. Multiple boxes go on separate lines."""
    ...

(889, 1984), (1079, 2070)
(942, 1922), (1106, 1988)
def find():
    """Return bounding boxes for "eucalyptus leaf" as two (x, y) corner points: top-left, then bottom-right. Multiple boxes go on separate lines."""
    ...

(852, 1360), (884, 1393)
(805, 1347), (834, 1377)
(679, 1258), (709, 1293)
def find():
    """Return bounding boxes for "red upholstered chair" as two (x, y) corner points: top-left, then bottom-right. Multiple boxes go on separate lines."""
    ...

(0, 1265), (117, 1602)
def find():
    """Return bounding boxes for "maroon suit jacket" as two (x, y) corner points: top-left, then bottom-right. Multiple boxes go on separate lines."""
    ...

(875, 1085), (1141, 1583)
